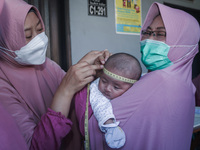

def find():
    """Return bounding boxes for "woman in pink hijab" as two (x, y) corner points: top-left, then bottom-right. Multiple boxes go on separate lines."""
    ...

(89, 2), (200, 150)
(0, 0), (109, 149)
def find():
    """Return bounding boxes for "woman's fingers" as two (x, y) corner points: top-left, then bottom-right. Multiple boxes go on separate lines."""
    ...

(75, 62), (103, 83)
(103, 49), (111, 62)
(78, 49), (111, 65)
(60, 49), (111, 96)
(95, 49), (112, 65)
(78, 50), (103, 64)
(63, 62), (103, 93)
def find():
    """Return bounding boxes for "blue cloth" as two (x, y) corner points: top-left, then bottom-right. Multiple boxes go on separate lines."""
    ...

(104, 126), (126, 149)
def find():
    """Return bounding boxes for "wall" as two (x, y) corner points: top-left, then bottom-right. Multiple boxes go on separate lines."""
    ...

(69, 0), (200, 73)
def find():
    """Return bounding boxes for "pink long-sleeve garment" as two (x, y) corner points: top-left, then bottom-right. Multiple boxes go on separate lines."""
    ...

(89, 2), (200, 150)
(0, 0), (27, 149)
(0, 0), (72, 149)
(0, 104), (28, 150)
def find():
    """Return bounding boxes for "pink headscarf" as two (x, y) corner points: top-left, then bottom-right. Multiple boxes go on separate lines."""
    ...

(0, 0), (27, 149)
(0, 0), (4, 13)
(0, 0), (65, 146)
(89, 2), (200, 150)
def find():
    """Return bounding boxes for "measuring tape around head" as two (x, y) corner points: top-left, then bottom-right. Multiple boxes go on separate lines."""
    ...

(103, 68), (137, 84)
(84, 83), (90, 150)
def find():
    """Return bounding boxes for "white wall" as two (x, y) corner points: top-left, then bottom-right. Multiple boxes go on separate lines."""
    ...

(69, 0), (200, 73)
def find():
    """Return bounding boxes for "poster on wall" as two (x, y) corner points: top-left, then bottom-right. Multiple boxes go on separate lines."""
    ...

(115, 0), (142, 35)
(88, 0), (107, 17)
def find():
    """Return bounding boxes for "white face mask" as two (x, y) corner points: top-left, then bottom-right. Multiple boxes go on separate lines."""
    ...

(0, 32), (48, 65)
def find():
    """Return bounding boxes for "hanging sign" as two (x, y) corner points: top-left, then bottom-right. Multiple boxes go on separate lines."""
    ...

(88, 0), (107, 17)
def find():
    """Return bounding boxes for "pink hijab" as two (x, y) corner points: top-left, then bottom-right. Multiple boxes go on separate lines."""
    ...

(0, 0), (3, 13)
(0, 0), (27, 149)
(89, 2), (200, 150)
(0, 0), (65, 146)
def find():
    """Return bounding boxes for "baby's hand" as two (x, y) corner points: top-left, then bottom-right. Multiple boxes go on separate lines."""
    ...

(105, 126), (126, 149)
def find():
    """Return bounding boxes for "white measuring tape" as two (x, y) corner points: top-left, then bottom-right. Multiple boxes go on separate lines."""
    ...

(84, 84), (90, 150)
(103, 68), (137, 84)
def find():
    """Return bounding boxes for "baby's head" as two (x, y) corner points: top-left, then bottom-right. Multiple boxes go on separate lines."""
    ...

(98, 53), (142, 99)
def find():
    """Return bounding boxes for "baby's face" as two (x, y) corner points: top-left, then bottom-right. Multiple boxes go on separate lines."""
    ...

(98, 72), (132, 100)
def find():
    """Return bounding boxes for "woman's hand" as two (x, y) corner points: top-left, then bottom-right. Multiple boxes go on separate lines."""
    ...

(51, 62), (103, 117)
(62, 62), (103, 94)
(79, 49), (111, 65)
(94, 49), (111, 66)
(51, 50), (110, 117)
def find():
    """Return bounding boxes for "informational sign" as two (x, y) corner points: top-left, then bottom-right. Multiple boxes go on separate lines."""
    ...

(88, 0), (107, 17)
(115, 0), (142, 35)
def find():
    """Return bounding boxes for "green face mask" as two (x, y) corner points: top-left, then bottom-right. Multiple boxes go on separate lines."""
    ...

(140, 39), (173, 71)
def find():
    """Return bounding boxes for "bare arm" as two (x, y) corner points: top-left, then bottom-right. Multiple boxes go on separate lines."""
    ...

(50, 62), (103, 117)
(50, 50), (111, 117)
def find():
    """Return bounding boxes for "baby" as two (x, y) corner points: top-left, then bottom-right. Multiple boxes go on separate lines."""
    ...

(75, 52), (142, 149)
(90, 52), (142, 148)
